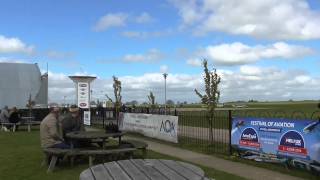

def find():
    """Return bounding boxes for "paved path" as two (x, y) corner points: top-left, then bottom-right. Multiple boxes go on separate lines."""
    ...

(125, 136), (304, 180)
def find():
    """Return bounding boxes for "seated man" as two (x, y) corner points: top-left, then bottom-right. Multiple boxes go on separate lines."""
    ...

(0, 106), (9, 122)
(7, 107), (21, 130)
(0, 106), (10, 131)
(61, 105), (85, 147)
(40, 103), (69, 149)
(9, 107), (20, 123)
(61, 105), (84, 137)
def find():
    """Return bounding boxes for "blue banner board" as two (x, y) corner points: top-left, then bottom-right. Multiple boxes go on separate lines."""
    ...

(231, 117), (320, 170)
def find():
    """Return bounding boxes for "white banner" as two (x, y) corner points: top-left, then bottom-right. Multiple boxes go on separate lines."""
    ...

(119, 113), (178, 143)
(78, 82), (89, 109)
(83, 111), (91, 126)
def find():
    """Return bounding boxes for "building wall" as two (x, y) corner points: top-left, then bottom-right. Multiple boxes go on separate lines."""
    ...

(35, 73), (48, 106)
(0, 63), (48, 109)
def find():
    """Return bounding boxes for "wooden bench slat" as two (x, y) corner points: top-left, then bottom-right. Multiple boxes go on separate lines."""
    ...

(90, 164), (113, 180)
(79, 169), (95, 180)
(121, 140), (148, 149)
(160, 159), (203, 180)
(117, 160), (149, 180)
(77, 148), (136, 155)
(145, 159), (186, 180)
(104, 161), (131, 180)
(130, 159), (167, 180)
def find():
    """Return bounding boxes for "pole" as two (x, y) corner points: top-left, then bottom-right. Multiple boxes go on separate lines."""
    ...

(63, 96), (66, 107)
(163, 73), (168, 115)
(228, 110), (232, 155)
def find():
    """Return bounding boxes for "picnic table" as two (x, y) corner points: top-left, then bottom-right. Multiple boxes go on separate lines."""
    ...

(0, 116), (39, 132)
(66, 131), (125, 149)
(80, 159), (208, 180)
(44, 131), (142, 172)
(21, 116), (34, 122)
(21, 116), (40, 132)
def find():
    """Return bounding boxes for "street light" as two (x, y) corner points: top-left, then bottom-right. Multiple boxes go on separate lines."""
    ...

(163, 73), (168, 115)
(63, 96), (66, 107)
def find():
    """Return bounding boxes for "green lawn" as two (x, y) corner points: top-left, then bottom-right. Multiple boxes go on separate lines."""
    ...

(175, 101), (320, 129)
(0, 131), (244, 180)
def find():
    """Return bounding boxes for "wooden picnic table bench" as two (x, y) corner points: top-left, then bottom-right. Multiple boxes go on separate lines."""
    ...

(80, 159), (210, 180)
(120, 140), (148, 157)
(43, 147), (138, 172)
(66, 131), (125, 149)
(0, 120), (40, 132)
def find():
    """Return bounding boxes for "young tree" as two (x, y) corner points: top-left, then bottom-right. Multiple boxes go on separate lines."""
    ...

(26, 93), (35, 117)
(148, 91), (156, 108)
(194, 59), (221, 143)
(166, 99), (175, 106)
(106, 76), (122, 120)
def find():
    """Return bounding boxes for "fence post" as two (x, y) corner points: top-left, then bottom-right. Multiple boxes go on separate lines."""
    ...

(102, 108), (105, 128)
(228, 110), (232, 155)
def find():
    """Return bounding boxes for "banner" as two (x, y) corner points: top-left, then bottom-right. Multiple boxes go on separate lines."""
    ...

(119, 113), (178, 143)
(77, 82), (89, 108)
(232, 117), (320, 171)
(83, 111), (91, 126)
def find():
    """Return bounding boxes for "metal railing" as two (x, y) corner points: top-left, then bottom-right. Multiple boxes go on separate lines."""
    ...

(22, 107), (320, 156)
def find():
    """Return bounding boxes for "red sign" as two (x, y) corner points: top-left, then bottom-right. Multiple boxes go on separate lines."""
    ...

(240, 140), (260, 148)
(80, 103), (87, 107)
(278, 145), (307, 155)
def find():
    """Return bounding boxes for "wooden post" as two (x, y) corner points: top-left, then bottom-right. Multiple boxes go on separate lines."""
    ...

(228, 110), (232, 155)
(47, 156), (58, 173)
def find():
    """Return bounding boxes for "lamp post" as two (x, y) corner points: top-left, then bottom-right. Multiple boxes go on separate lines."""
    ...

(63, 96), (66, 107)
(163, 73), (168, 115)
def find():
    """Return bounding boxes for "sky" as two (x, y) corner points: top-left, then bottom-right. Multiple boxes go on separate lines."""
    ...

(0, 0), (320, 104)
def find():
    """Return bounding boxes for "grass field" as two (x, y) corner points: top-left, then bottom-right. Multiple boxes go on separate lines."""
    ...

(174, 101), (320, 129)
(0, 131), (245, 180)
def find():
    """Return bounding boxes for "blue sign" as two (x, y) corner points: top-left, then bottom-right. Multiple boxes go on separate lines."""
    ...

(231, 118), (320, 166)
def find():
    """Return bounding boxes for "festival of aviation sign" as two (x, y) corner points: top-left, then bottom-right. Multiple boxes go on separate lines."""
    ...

(231, 118), (320, 167)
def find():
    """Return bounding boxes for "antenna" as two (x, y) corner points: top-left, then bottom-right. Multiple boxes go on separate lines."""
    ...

(46, 62), (48, 74)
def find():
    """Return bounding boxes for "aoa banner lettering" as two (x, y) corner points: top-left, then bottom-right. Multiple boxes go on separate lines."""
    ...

(119, 113), (178, 143)
(231, 117), (320, 172)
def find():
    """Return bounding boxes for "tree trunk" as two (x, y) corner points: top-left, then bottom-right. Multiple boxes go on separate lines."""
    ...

(208, 110), (214, 144)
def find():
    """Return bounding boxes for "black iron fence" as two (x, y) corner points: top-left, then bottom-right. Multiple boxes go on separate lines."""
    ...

(20, 107), (320, 156)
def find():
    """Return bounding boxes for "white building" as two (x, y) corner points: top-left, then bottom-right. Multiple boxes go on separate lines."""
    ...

(0, 62), (48, 109)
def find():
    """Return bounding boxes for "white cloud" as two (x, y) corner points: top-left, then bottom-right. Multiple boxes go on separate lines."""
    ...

(0, 57), (28, 63)
(123, 49), (164, 63)
(196, 42), (313, 66)
(160, 65), (169, 73)
(282, 92), (292, 98)
(93, 13), (128, 32)
(121, 29), (174, 39)
(187, 58), (202, 67)
(239, 65), (263, 76)
(46, 67), (320, 104)
(46, 50), (74, 59)
(0, 35), (34, 54)
(135, 12), (154, 23)
(170, 0), (320, 40)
